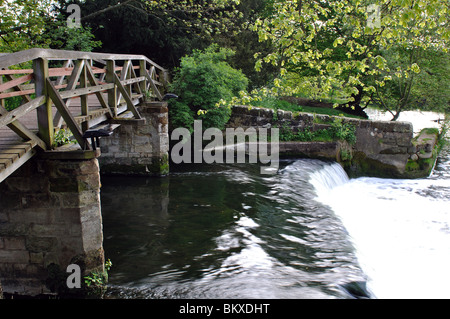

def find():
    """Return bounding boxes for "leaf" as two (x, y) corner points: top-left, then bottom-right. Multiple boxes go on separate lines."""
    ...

(411, 63), (420, 73)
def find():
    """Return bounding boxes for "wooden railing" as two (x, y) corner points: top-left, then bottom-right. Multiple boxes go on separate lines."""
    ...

(0, 48), (168, 151)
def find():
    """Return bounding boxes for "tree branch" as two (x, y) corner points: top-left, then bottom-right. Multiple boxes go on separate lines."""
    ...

(80, 0), (136, 22)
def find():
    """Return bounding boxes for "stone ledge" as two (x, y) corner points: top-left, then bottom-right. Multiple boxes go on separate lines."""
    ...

(39, 149), (101, 160)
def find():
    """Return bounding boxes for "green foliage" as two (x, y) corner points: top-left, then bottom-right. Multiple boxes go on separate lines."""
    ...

(407, 49), (450, 114)
(74, 0), (242, 69)
(251, 96), (303, 113)
(438, 119), (449, 150)
(4, 96), (23, 111)
(45, 22), (102, 52)
(0, 0), (101, 52)
(83, 259), (112, 297)
(169, 44), (249, 131)
(0, 0), (54, 52)
(253, 0), (450, 119)
(53, 129), (75, 148)
(280, 117), (357, 144)
(328, 117), (357, 145)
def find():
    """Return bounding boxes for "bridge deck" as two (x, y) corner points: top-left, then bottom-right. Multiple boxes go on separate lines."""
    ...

(0, 94), (122, 183)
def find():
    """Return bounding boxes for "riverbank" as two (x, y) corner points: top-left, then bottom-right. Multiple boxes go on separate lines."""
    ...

(227, 105), (445, 179)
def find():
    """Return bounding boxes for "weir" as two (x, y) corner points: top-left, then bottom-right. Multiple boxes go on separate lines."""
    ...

(0, 49), (169, 296)
(228, 105), (442, 179)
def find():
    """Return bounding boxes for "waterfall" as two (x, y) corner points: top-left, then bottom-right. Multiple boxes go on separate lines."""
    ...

(309, 163), (350, 196)
(309, 157), (450, 299)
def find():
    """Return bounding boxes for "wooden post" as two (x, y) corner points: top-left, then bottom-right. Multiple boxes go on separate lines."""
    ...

(139, 60), (147, 99)
(80, 60), (89, 132)
(106, 60), (117, 117)
(47, 79), (88, 150)
(0, 76), (4, 109)
(33, 58), (53, 149)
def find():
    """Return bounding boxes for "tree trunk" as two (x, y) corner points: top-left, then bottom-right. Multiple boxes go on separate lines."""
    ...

(391, 113), (400, 121)
(336, 86), (369, 118)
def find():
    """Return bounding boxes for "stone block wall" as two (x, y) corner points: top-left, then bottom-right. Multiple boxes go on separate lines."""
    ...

(349, 119), (414, 178)
(0, 156), (104, 296)
(98, 102), (169, 176)
(228, 105), (418, 178)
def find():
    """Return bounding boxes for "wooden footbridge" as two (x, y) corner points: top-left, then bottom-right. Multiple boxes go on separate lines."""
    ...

(0, 48), (168, 183)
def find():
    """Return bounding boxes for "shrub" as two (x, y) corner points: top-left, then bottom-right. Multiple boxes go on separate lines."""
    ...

(169, 44), (249, 132)
(280, 117), (357, 144)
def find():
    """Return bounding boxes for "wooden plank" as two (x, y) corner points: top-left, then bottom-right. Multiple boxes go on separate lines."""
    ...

(0, 96), (45, 128)
(5, 121), (47, 151)
(146, 70), (163, 101)
(139, 60), (147, 97)
(0, 148), (36, 184)
(66, 60), (85, 90)
(0, 137), (24, 143)
(120, 76), (146, 86)
(1, 142), (33, 153)
(0, 157), (14, 168)
(80, 62), (89, 132)
(0, 69), (34, 75)
(0, 74), (33, 93)
(48, 67), (74, 77)
(0, 88), (35, 99)
(4, 73), (32, 103)
(0, 142), (30, 148)
(54, 60), (73, 86)
(73, 109), (110, 125)
(6, 123), (38, 144)
(53, 60), (84, 127)
(0, 48), (167, 74)
(57, 83), (115, 99)
(0, 83), (70, 99)
(117, 60), (131, 106)
(49, 65), (105, 77)
(113, 72), (142, 119)
(33, 58), (53, 149)
(106, 60), (118, 116)
(1, 148), (27, 156)
(46, 79), (88, 150)
(0, 152), (20, 162)
(84, 63), (113, 118)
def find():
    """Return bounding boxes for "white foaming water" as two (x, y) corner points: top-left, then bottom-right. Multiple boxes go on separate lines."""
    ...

(310, 162), (450, 299)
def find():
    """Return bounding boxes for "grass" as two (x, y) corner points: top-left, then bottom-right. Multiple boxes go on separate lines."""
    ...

(250, 96), (366, 119)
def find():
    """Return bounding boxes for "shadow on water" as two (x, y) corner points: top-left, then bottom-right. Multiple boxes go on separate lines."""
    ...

(100, 159), (371, 299)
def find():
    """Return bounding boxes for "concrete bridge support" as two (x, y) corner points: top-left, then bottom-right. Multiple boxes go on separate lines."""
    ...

(0, 152), (104, 296)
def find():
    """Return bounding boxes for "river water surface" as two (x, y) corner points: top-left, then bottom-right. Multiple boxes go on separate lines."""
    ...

(101, 111), (449, 299)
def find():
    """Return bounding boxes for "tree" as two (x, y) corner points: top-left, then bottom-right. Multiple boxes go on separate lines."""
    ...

(253, 0), (450, 119)
(215, 0), (280, 89)
(409, 49), (450, 114)
(0, 0), (101, 53)
(65, 0), (242, 69)
(0, 0), (54, 52)
(169, 45), (249, 132)
(372, 35), (450, 120)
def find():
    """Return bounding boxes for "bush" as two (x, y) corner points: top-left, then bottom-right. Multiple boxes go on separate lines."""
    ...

(169, 44), (249, 132)
(279, 117), (357, 144)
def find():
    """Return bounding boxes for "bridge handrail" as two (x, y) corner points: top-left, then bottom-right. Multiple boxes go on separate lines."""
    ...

(0, 48), (169, 152)
(0, 48), (166, 72)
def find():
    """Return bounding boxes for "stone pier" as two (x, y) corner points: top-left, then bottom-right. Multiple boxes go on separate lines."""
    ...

(98, 101), (170, 176)
(0, 152), (104, 296)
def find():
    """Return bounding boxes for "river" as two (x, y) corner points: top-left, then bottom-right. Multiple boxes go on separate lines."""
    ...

(101, 110), (448, 299)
